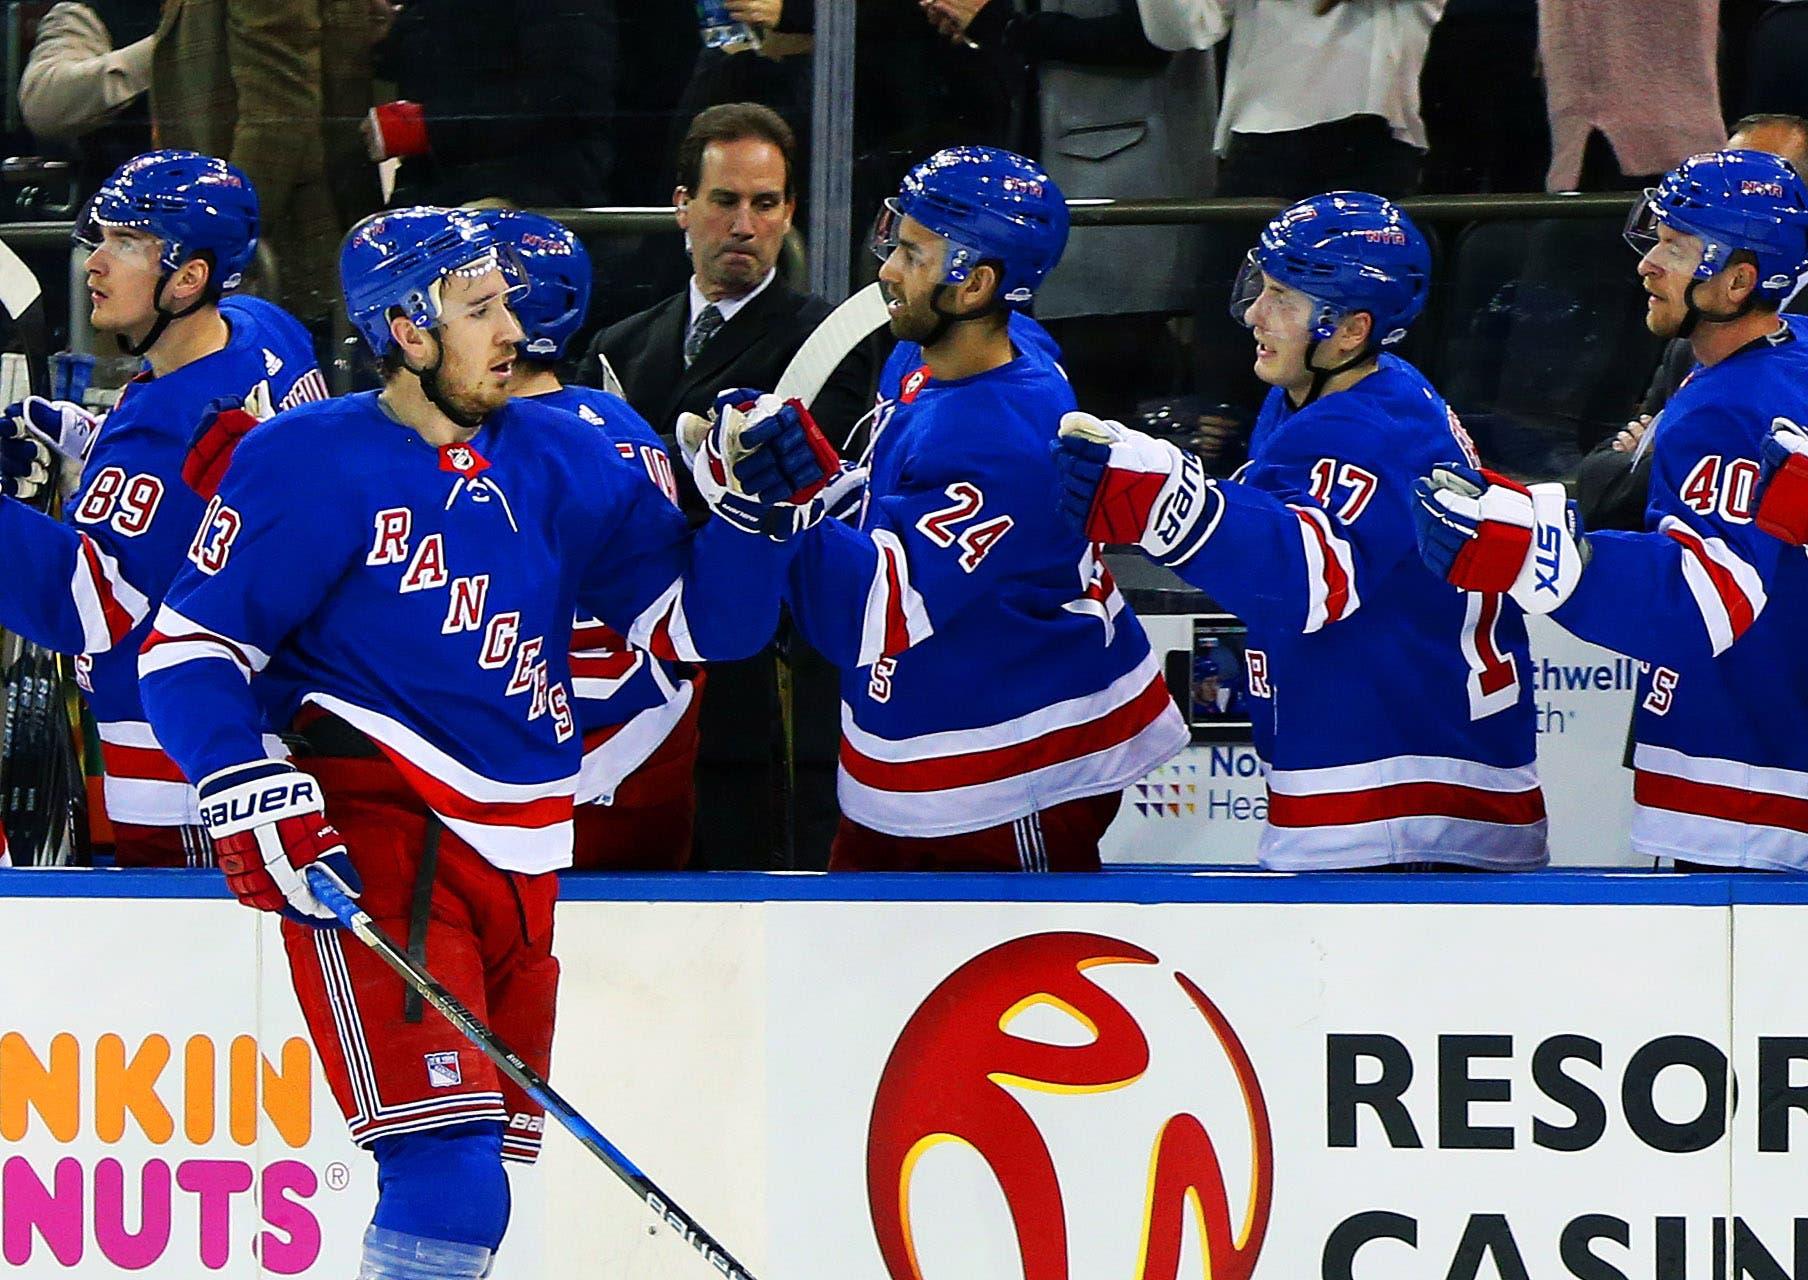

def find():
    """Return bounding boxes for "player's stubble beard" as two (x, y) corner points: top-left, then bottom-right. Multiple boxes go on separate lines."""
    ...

(414, 332), (510, 431)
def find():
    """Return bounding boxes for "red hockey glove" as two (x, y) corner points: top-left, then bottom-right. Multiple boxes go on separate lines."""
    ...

(197, 761), (362, 926)
(1756, 416), (1808, 545)
(365, 100), (430, 162)
(1054, 411), (1221, 560)
(183, 382), (274, 500)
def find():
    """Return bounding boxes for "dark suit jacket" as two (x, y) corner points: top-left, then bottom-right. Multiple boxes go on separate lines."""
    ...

(587, 277), (882, 468)
(583, 278), (883, 869)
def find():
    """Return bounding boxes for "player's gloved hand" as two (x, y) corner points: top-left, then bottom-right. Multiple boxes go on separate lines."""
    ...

(1755, 416), (1808, 545)
(197, 761), (362, 927)
(0, 415), (51, 501)
(184, 380), (274, 499)
(678, 389), (841, 501)
(5, 395), (100, 464)
(364, 100), (429, 161)
(1053, 412), (1221, 560)
(1412, 463), (1589, 614)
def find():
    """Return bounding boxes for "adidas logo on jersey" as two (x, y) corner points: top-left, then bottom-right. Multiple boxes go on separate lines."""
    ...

(262, 347), (283, 377)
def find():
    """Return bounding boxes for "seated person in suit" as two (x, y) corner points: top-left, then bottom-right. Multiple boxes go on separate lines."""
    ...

(586, 101), (882, 870)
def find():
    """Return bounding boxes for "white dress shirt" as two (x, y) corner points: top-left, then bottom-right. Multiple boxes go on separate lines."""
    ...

(1207, 0), (1446, 154)
(687, 268), (777, 330)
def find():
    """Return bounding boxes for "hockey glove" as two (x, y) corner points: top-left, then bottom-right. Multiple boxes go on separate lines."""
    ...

(679, 388), (841, 501)
(2, 396), (99, 502)
(184, 380), (274, 499)
(1755, 416), (1808, 545)
(197, 760), (362, 927)
(1412, 463), (1588, 613)
(364, 100), (429, 161)
(1054, 412), (1221, 560)
(0, 419), (51, 502)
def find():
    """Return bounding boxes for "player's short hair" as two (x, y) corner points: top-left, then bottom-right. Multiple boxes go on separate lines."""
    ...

(676, 102), (797, 201)
(1730, 113), (1808, 172)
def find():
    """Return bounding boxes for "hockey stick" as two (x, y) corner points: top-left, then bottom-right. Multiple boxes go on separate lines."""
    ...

(766, 283), (889, 867)
(0, 234), (85, 866)
(303, 866), (762, 1280)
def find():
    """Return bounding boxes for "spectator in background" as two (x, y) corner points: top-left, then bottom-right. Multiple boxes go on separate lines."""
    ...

(18, 0), (157, 203)
(1419, 0), (1546, 193)
(1202, 0), (1445, 200)
(1188, 0), (1445, 421)
(1576, 114), (1808, 533)
(673, 0), (814, 204)
(1539, 0), (1723, 191)
(586, 103), (880, 871)
(151, 0), (383, 333)
(922, 0), (1217, 418)
(367, 0), (617, 207)
(1743, 0), (1808, 121)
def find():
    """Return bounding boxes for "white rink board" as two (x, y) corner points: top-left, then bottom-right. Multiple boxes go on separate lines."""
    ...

(1, 877), (1804, 1279)
(1107, 613), (1640, 866)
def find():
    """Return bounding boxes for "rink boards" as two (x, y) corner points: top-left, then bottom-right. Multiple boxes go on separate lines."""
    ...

(0, 872), (1804, 1279)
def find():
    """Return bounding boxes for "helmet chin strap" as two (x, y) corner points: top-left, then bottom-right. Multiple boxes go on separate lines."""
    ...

(1675, 278), (1759, 340)
(921, 282), (1002, 350)
(1295, 336), (1377, 408)
(117, 272), (211, 358)
(407, 331), (486, 430)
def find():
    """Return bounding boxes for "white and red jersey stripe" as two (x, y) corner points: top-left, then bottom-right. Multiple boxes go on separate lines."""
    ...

(139, 604), (271, 681)
(1259, 754), (1549, 870)
(576, 681), (696, 806)
(72, 533), (150, 653)
(95, 719), (286, 826)
(1659, 515), (1767, 655)
(1289, 504), (1360, 633)
(304, 693), (575, 873)
(1631, 743), (1808, 870)
(857, 528), (934, 667)
(837, 650), (1188, 837)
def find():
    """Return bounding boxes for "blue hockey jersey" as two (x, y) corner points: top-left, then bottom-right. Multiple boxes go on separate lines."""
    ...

(0, 295), (323, 826)
(528, 384), (697, 805)
(138, 392), (790, 872)
(1159, 355), (1547, 869)
(876, 311), (1061, 405)
(1553, 318), (1808, 869)
(788, 341), (1187, 838)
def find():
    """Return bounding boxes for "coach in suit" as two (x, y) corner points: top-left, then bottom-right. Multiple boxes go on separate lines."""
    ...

(587, 102), (880, 872)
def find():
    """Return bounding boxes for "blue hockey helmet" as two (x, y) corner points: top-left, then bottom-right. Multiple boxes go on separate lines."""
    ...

(341, 207), (529, 357)
(872, 146), (1069, 307)
(1624, 149), (1808, 304)
(1230, 191), (1431, 348)
(471, 208), (591, 360)
(76, 149), (260, 293)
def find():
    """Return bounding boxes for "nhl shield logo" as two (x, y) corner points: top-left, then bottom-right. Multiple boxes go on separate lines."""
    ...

(438, 443), (491, 476)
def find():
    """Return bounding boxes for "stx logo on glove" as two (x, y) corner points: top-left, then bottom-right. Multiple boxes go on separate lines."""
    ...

(201, 776), (322, 832)
(1533, 524), (1568, 597)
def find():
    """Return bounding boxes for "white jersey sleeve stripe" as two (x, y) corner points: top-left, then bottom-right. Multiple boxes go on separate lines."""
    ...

(70, 533), (150, 653)
(1660, 515), (1766, 656)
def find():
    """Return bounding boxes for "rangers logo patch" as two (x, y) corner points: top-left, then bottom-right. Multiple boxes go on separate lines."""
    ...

(425, 1051), (462, 1088)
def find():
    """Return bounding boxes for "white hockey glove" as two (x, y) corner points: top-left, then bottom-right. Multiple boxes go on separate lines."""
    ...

(1, 396), (100, 502)
(1054, 411), (1221, 560)
(680, 388), (852, 539)
(1412, 463), (1589, 614)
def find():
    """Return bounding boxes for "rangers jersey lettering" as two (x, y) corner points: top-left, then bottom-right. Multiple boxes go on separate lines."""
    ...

(1162, 355), (1547, 869)
(1553, 318), (1808, 869)
(528, 385), (697, 805)
(790, 327), (1186, 836)
(139, 393), (790, 872)
(0, 296), (321, 825)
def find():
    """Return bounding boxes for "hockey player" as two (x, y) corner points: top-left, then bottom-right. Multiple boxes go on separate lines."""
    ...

(1054, 192), (1548, 870)
(137, 207), (809, 1277)
(1415, 150), (1808, 871)
(729, 147), (1187, 871)
(0, 149), (322, 866)
(476, 207), (700, 869)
